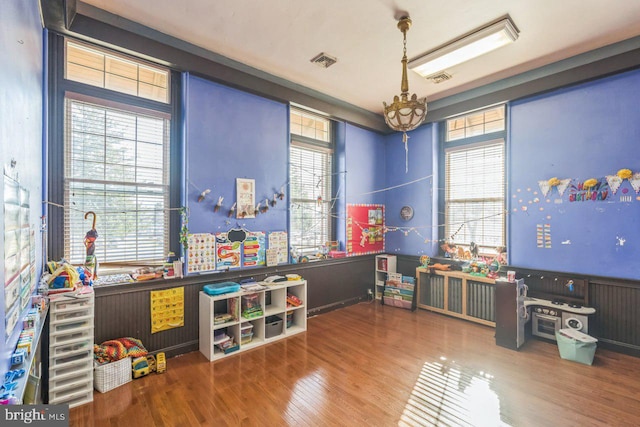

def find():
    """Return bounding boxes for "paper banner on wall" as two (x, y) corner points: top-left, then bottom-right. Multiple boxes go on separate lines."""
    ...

(556, 179), (571, 197)
(150, 286), (184, 334)
(268, 231), (288, 265)
(538, 180), (551, 197)
(629, 172), (640, 193)
(215, 232), (242, 270)
(243, 231), (266, 267)
(346, 204), (385, 256)
(605, 175), (623, 194)
(186, 233), (216, 274)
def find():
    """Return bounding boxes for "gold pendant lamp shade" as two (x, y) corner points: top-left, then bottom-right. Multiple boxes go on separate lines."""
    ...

(383, 17), (427, 134)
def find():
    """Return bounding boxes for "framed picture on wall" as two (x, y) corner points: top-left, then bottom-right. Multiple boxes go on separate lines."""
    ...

(236, 178), (255, 219)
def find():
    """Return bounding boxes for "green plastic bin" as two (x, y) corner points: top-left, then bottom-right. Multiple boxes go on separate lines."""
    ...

(556, 328), (597, 365)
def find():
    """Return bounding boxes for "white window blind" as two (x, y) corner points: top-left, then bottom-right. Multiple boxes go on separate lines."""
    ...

(445, 140), (505, 250)
(64, 97), (170, 265)
(289, 142), (332, 254)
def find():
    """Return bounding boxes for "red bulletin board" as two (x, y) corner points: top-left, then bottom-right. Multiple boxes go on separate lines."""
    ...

(346, 204), (385, 256)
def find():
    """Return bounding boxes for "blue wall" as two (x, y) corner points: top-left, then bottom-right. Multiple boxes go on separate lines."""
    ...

(344, 124), (386, 205)
(0, 0), (43, 378)
(383, 125), (437, 257)
(509, 69), (640, 280)
(184, 75), (289, 240)
(184, 76), (390, 262)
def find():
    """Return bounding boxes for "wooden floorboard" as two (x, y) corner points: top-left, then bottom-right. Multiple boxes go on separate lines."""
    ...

(70, 302), (640, 426)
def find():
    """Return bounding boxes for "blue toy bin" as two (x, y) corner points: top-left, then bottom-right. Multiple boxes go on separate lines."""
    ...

(203, 282), (241, 296)
(556, 328), (598, 365)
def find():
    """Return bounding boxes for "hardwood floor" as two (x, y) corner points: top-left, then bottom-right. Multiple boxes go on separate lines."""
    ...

(70, 302), (640, 426)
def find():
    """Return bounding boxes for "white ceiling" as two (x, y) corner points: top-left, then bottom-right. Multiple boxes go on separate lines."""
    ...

(82, 0), (640, 115)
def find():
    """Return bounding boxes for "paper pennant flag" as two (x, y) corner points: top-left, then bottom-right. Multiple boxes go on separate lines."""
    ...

(605, 175), (623, 194)
(629, 172), (640, 193)
(538, 180), (551, 197)
(557, 179), (571, 197)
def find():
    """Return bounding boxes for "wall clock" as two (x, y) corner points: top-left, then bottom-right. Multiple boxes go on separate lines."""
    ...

(400, 205), (414, 221)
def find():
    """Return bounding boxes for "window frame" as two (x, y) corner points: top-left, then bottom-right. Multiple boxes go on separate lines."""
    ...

(47, 34), (182, 267)
(438, 105), (507, 257)
(289, 108), (335, 257)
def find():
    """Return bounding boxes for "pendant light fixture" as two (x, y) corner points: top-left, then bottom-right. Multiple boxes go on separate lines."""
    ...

(383, 16), (427, 172)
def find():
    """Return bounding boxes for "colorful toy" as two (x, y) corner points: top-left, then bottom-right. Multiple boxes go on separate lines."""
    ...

(10, 350), (25, 366)
(132, 356), (150, 379)
(156, 352), (166, 374)
(146, 355), (157, 373)
(487, 259), (501, 279)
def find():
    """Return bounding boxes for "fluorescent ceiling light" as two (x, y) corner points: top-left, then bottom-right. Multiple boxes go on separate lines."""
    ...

(409, 17), (519, 78)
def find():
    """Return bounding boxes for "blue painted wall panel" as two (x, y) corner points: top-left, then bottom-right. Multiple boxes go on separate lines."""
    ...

(344, 124), (386, 205)
(509, 69), (640, 279)
(184, 75), (288, 248)
(383, 125), (436, 257)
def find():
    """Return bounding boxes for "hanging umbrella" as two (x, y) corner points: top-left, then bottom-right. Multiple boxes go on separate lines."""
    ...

(84, 211), (98, 281)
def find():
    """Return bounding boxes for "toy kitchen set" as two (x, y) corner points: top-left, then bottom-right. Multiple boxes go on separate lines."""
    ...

(495, 274), (596, 351)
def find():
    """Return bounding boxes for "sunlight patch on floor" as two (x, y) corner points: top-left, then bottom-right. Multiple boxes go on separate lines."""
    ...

(284, 370), (327, 424)
(399, 358), (509, 427)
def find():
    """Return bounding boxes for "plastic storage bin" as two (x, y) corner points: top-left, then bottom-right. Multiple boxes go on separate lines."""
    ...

(556, 329), (598, 365)
(265, 315), (283, 338)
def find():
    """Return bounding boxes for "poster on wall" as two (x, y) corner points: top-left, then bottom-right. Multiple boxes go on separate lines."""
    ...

(268, 231), (288, 265)
(216, 232), (242, 270)
(243, 231), (266, 267)
(150, 286), (184, 334)
(236, 178), (256, 219)
(346, 204), (385, 256)
(186, 233), (216, 274)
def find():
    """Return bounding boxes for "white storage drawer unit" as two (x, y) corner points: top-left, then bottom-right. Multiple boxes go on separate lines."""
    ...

(48, 289), (95, 408)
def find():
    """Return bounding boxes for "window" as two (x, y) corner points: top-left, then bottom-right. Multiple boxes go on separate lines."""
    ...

(289, 108), (333, 255)
(65, 41), (169, 103)
(64, 96), (170, 264)
(443, 105), (506, 254)
(48, 35), (178, 267)
(447, 105), (504, 141)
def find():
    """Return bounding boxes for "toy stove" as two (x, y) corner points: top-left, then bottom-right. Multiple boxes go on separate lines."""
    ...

(525, 298), (595, 341)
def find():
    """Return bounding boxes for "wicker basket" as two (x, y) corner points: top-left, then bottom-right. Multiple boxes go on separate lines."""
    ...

(94, 357), (132, 393)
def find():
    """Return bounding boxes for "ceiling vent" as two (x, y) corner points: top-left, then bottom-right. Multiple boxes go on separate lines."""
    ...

(426, 72), (452, 84)
(310, 53), (337, 68)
